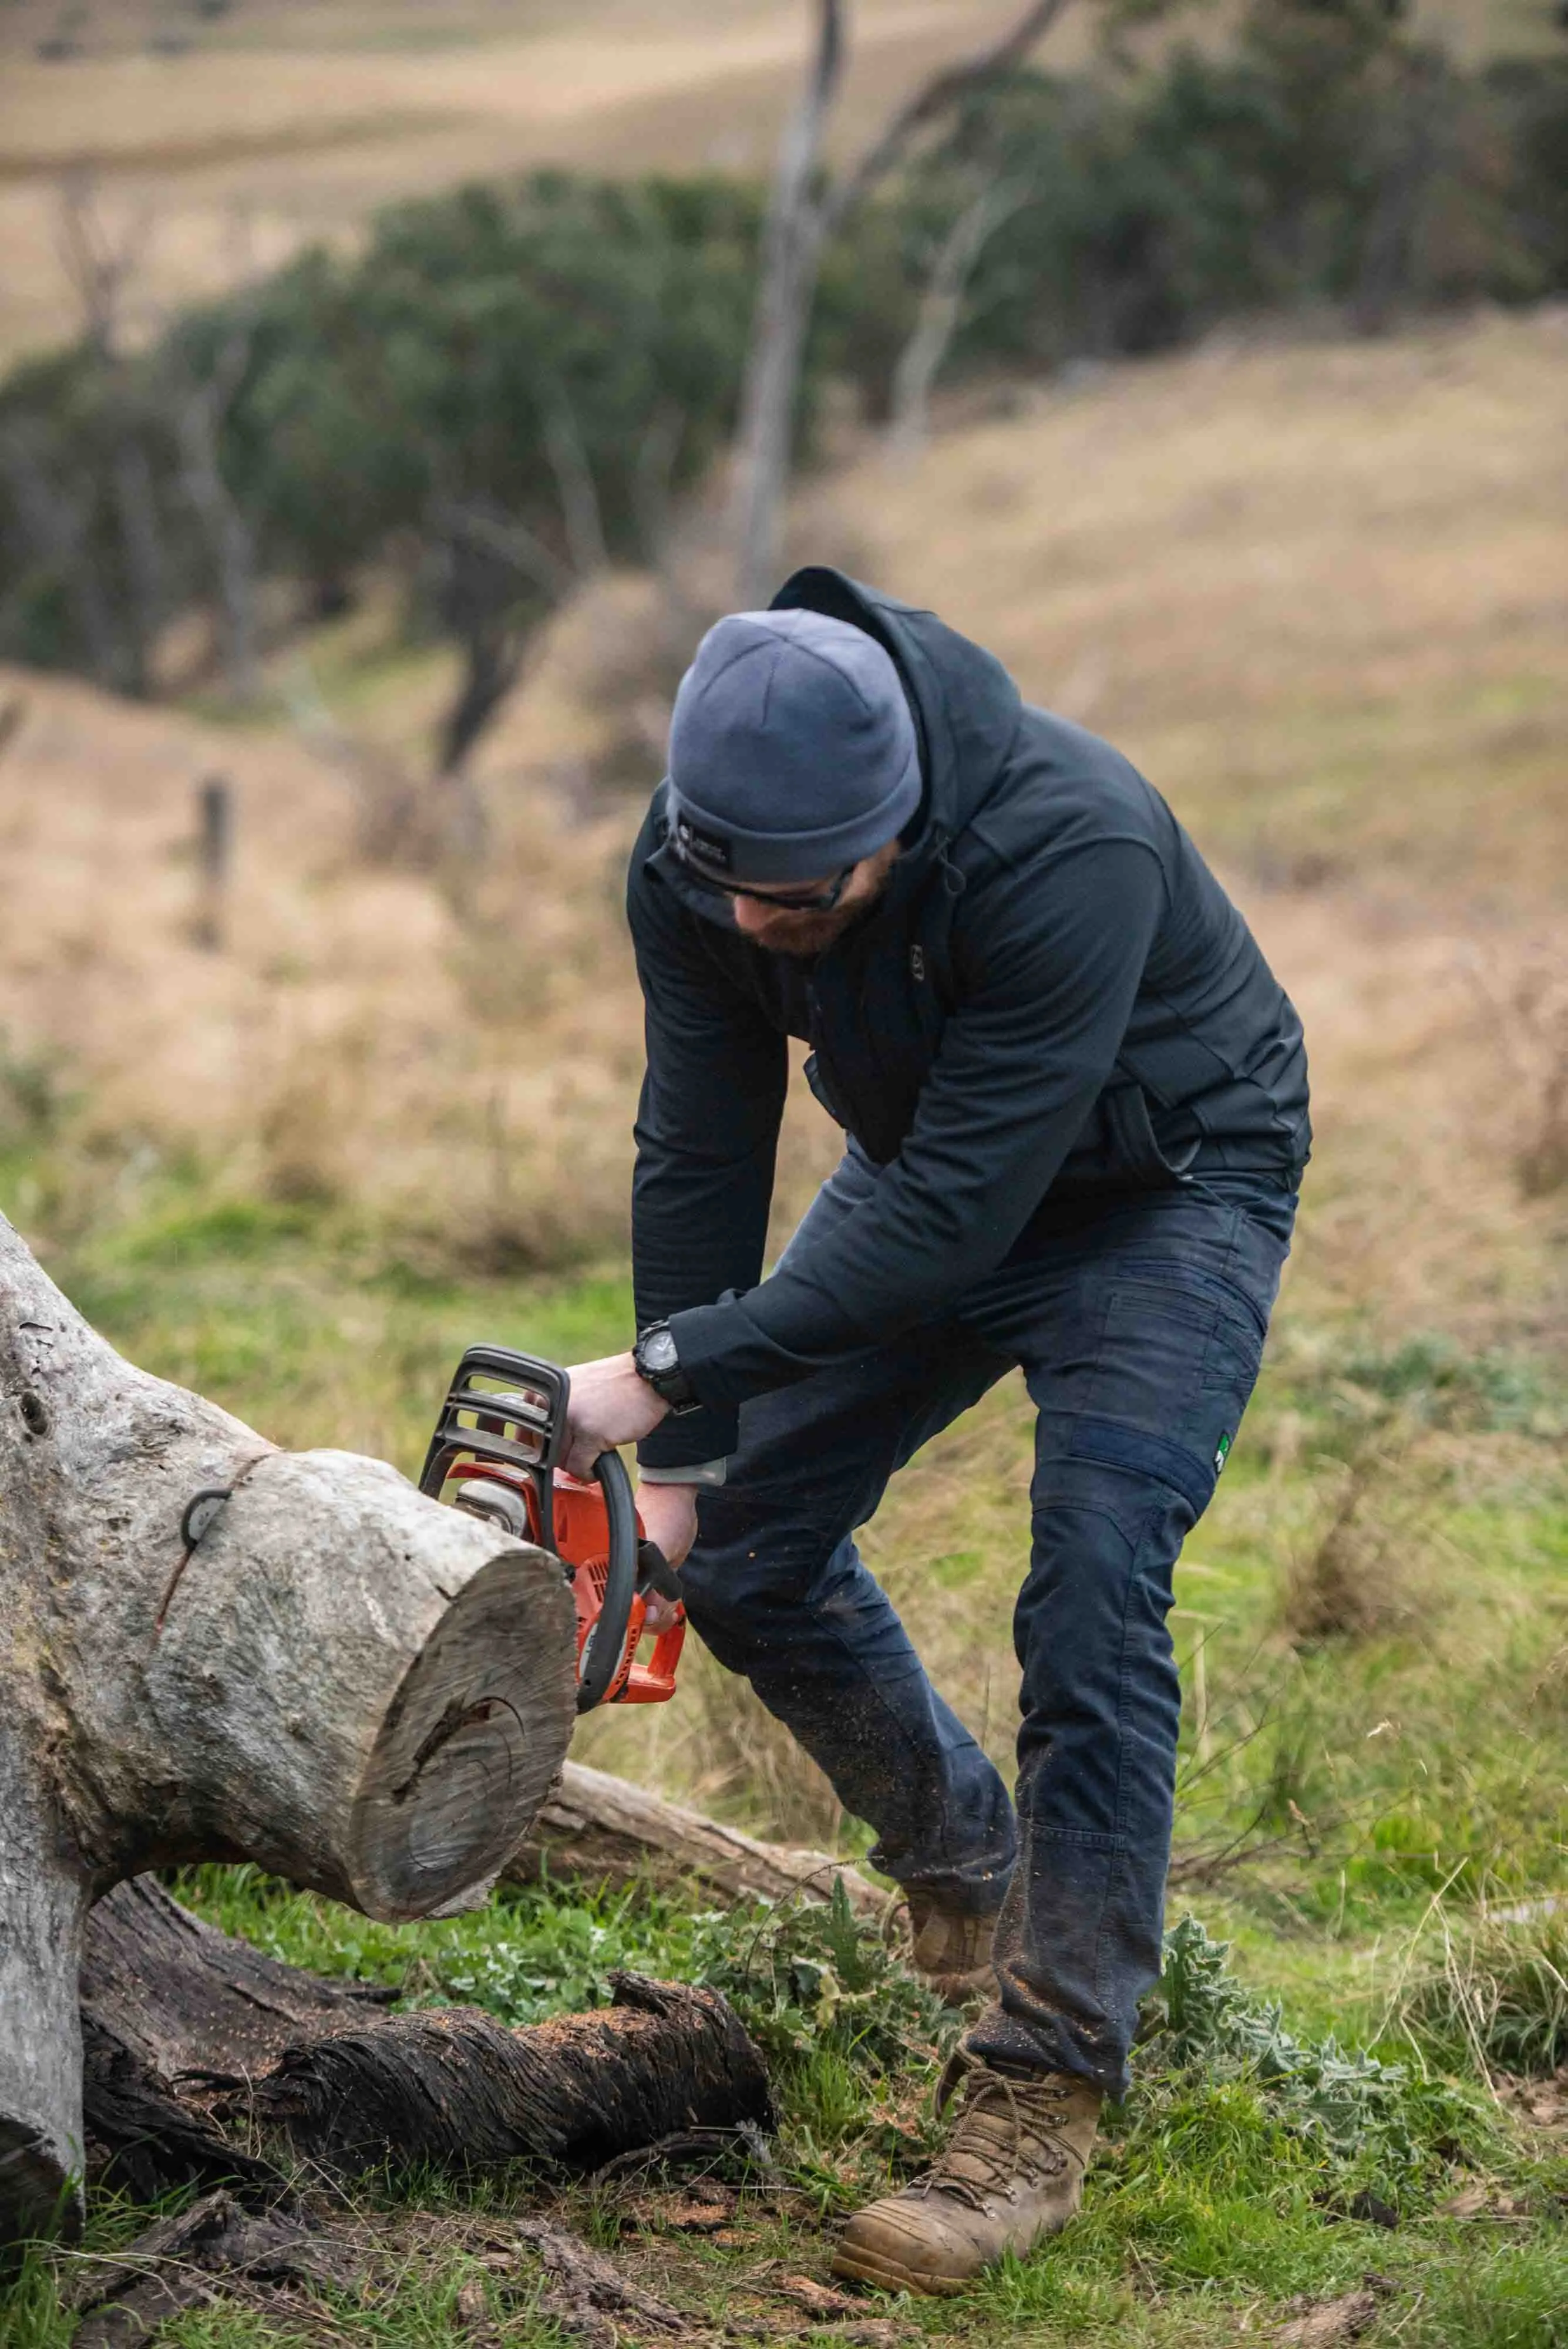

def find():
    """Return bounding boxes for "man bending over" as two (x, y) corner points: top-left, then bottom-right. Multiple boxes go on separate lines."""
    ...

(563, 567), (1308, 2296)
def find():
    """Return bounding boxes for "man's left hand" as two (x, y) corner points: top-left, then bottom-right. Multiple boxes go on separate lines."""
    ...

(563, 1352), (668, 1479)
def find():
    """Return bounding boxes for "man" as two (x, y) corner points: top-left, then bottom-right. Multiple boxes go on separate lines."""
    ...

(564, 567), (1308, 2296)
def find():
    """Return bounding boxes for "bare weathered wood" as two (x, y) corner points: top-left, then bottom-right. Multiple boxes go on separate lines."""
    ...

(0, 1208), (578, 2246)
(514, 1759), (882, 1917)
(80, 1874), (391, 2197)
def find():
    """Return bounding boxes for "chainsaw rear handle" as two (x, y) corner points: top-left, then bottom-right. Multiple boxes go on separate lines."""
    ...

(577, 1446), (640, 1714)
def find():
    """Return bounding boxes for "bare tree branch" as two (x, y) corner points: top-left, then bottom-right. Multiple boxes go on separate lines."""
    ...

(729, 0), (846, 607)
(825, 0), (1073, 239)
(53, 166), (155, 362)
(731, 0), (1075, 601)
(543, 393), (609, 580)
(887, 171), (1035, 460)
(171, 309), (261, 706)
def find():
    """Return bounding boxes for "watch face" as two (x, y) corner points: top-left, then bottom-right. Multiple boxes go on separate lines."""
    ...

(641, 1328), (678, 1374)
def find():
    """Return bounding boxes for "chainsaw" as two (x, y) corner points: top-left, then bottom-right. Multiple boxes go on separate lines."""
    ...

(420, 1344), (685, 1714)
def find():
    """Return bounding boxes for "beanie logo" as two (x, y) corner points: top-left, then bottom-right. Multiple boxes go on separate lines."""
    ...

(676, 816), (733, 873)
(910, 944), (926, 982)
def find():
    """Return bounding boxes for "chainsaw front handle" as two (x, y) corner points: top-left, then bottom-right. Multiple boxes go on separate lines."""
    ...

(577, 1446), (640, 1714)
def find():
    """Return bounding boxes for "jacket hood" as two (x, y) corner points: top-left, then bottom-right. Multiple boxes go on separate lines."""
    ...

(768, 566), (1024, 854)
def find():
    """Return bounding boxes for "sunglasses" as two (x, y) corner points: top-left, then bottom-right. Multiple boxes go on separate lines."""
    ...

(672, 837), (853, 913)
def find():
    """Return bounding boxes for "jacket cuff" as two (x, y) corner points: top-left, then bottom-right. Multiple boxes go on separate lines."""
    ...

(637, 1457), (728, 1487)
(668, 1294), (830, 1411)
(637, 1397), (739, 1470)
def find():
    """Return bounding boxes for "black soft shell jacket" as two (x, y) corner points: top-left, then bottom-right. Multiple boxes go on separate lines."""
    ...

(631, 568), (1310, 1471)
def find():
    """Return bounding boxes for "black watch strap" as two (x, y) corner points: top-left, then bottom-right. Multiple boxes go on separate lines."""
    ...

(633, 1321), (701, 1415)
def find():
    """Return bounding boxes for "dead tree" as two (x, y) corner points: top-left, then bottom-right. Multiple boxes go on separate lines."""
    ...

(730, 0), (1075, 604)
(0, 1208), (579, 2249)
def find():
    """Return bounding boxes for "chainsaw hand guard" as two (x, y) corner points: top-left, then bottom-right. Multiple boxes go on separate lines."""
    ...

(420, 1346), (685, 1712)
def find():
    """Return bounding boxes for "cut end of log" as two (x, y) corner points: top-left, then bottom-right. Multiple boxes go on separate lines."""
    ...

(349, 1544), (578, 1921)
(0, 2118), (79, 2256)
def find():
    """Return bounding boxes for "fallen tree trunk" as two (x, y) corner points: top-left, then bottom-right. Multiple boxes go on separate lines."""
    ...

(516, 1759), (883, 1917)
(80, 1875), (395, 2199)
(0, 1210), (578, 2248)
(79, 1876), (768, 2197)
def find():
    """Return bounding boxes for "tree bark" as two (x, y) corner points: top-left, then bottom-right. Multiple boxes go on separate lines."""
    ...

(514, 1759), (881, 1917)
(0, 1209), (578, 2247)
(77, 1876), (768, 2195)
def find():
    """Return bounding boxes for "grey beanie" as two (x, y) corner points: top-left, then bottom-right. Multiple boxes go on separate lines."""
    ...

(667, 608), (921, 886)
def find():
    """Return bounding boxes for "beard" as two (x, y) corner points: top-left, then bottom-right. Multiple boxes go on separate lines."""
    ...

(742, 905), (863, 957)
(733, 847), (900, 957)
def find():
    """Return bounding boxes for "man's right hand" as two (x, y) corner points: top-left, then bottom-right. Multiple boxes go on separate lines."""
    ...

(636, 1479), (699, 1583)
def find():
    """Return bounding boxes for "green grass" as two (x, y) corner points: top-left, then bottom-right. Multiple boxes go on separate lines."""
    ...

(2, 1169), (1566, 2345)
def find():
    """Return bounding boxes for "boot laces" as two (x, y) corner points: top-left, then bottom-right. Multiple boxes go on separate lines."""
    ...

(918, 2051), (1076, 2213)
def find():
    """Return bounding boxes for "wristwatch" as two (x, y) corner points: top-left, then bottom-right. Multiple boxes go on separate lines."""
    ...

(632, 1321), (701, 1415)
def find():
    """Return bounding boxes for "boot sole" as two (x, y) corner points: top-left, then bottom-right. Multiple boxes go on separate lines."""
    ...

(830, 2246), (973, 2299)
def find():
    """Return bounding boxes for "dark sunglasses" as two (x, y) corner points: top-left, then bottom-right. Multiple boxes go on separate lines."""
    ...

(672, 837), (853, 913)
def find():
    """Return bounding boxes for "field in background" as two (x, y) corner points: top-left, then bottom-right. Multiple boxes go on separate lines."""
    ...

(1, 309), (1565, 2340)
(0, 0), (1557, 364)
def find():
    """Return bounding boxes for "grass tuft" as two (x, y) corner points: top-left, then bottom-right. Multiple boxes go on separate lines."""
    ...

(1399, 1909), (1568, 2084)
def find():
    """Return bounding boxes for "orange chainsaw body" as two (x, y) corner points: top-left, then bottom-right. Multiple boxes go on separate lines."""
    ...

(449, 1459), (685, 1707)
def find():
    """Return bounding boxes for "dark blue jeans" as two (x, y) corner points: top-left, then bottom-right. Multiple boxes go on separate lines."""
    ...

(680, 1146), (1297, 2097)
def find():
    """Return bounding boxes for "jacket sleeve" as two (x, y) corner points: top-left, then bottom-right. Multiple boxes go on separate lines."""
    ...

(668, 838), (1167, 1410)
(630, 864), (789, 1469)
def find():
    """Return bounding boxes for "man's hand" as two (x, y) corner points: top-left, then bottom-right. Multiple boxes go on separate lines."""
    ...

(636, 1479), (699, 1578)
(563, 1352), (668, 1479)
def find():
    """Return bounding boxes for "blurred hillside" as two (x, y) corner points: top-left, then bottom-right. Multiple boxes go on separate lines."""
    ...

(0, 0), (1559, 364)
(2, 301), (1563, 1336)
(0, 0), (1090, 364)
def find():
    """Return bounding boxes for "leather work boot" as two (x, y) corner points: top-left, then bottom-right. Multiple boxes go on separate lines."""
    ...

(831, 2050), (1102, 2297)
(904, 1893), (1000, 2006)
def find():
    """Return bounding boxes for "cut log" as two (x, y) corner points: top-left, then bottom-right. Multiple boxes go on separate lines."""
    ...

(0, 1209), (578, 2247)
(78, 1877), (768, 2196)
(515, 1760), (883, 1917)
